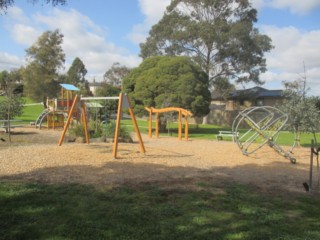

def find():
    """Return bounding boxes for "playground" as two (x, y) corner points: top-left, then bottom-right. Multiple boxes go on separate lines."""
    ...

(0, 126), (312, 194)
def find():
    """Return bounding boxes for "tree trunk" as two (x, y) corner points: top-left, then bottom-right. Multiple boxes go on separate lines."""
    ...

(202, 115), (208, 124)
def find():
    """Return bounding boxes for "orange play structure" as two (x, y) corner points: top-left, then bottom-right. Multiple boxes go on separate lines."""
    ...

(35, 84), (80, 129)
(145, 107), (192, 140)
(58, 93), (145, 159)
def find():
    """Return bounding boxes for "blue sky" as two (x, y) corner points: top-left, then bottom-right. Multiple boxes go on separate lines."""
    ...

(1, 0), (320, 95)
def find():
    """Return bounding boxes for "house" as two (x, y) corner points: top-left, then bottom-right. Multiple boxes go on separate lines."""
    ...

(88, 80), (102, 96)
(208, 86), (284, 126)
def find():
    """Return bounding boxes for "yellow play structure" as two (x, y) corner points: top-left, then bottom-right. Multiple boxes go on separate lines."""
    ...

(58, 93), (145, 159)
(145, 107), (192, 140)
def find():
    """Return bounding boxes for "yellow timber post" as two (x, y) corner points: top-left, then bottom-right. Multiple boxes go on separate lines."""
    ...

(112, 93), (145, 158)
(178, 109), (182, 140)
(58, 95), (79, 146)
(145, 107), (192, 140)
(81, 100), (89, 144)
(112, 93), (123, 158)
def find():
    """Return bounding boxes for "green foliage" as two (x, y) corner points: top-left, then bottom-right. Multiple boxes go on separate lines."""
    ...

(23, 29), (65, 101)
(140, 0), (273, 94)
(67, 57), (87, 85)
(66, 57), (91, 96)
(0, 95), (25, 120)
(0, 78), (25, 120)
(281, 75), (320, 138)
(0, 70), (9, 90)
(103, 62), (131, 88)
(95, 83), (121, 118)
(69, 121), (133, 142)
(123, 56), (211, 117)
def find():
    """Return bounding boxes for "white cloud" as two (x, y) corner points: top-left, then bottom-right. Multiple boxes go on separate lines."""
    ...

(270, 0), (320, 14)
(127, 0), (171, 44)
(3, 6), (41, 47)
(251, 0), (320, 14)
(260, 25), (320, 95)
(5, 6), (29, 23)
(32, 8), (142, 75)
(11, 24), (42, 46)
(3, 7), (142, 77)
(0, 52), (23, 70)
(250, 0), (266, 10)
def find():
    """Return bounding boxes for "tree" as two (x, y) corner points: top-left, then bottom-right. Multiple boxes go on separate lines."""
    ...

(0, 69), (23, 94)
(0, 70), (9, 91)
(280, 71), (320, 146)
(122, 56), (211, 119)
(0, 72), (25, 142)
(103, 62), (131, 88)
(212, 77), (235, 100)
(66, 57), (90, 95)
(0, 0), (66, 13)
(23, 29), (65, 101)
(95, 82), (121, 121)
(140, 0), (273, 92)
(67, 57), (87, 85)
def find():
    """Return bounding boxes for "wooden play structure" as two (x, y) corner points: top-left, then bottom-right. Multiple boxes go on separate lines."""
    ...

(58, 93), (145, 159)
(145, 107), (192, 140)
(35, 84), (80, 129)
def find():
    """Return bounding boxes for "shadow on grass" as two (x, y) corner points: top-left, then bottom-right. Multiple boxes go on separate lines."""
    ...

(1, 161), (320, 240)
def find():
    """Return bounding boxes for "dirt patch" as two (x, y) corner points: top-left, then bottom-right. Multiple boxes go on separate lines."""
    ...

(0, 126), (315, 194)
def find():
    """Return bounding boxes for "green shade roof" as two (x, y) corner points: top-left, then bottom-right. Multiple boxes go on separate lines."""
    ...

(85, 102), (103, 108)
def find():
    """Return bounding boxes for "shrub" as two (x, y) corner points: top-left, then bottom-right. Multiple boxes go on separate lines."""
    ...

(68, 121), (133, 143)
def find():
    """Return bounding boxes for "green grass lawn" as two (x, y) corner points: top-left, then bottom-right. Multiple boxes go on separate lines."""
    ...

(121, 119), (319, 147)
(1, 180), (320, 240)
(16, 101), (44, 124)
(0, 96), (44, 124)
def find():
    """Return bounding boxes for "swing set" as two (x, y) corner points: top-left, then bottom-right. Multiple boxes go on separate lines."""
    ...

(58, 93), (145, 158)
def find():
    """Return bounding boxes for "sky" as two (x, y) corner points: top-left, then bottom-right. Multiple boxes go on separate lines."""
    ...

(0, 0), (320, 95)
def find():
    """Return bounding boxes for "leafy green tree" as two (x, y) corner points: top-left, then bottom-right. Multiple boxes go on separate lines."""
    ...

(212, 77), (235, 100)
(140, 0), (273, 92)
(0, 70), (9, 91)
(123, 56), (211, 119)
(103, 62), (131, 88)
(0, 0), (66, 12)
(67, 57), (87, 85)
(23, 29), (65, 101)
(95, 82), (121, 121)
(0, 69), (23, 94)
(280, 74), (320, 146)
(0, 74), (25, 141)
(66, 57), (90, 95)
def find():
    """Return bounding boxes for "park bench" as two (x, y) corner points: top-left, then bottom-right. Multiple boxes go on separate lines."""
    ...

(216, 130), (239, 141)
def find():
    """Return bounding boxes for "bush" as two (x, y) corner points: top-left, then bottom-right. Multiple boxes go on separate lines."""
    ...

(68, 121), (133, 143)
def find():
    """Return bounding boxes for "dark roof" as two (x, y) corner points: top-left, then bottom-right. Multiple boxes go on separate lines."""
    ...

(212, 86), (283, 100)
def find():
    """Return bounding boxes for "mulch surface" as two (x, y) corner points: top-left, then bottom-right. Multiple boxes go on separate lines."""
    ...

(0, 127), (316, 194)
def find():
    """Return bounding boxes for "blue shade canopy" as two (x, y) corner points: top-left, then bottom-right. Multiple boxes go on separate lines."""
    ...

(60, 83), (80, 91)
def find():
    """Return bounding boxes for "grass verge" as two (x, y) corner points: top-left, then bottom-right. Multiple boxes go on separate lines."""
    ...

(1, 179), (320, 240)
